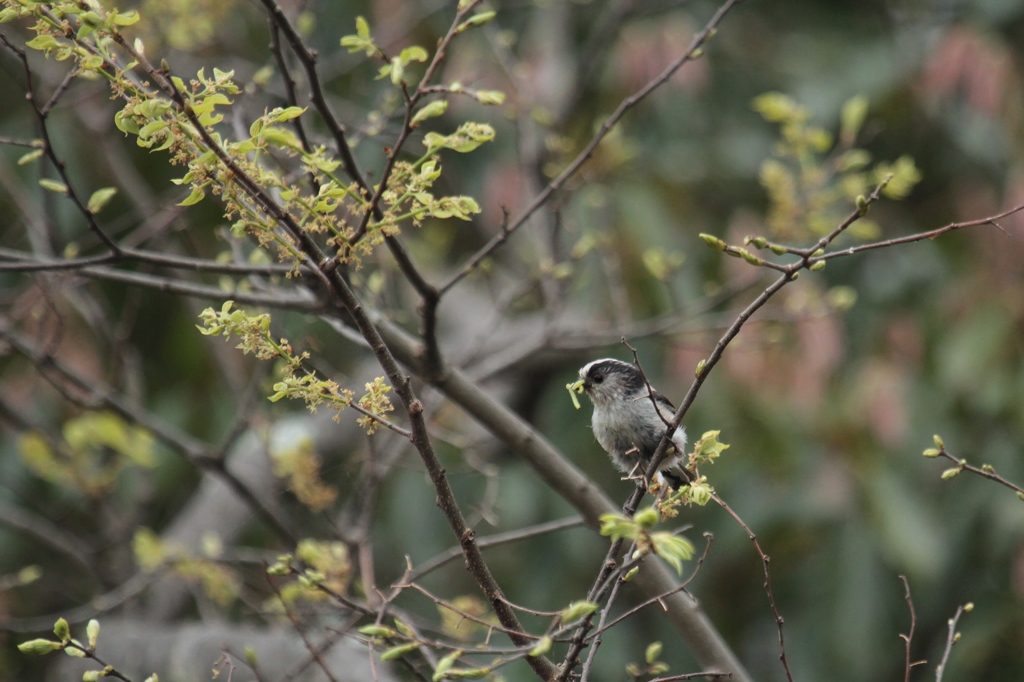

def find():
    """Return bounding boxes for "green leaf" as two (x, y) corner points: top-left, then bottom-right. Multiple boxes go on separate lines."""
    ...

(261, 127), (303, 150)
(599, 513), (640, 541)
(645, 641), (663, 664)
(17, 148), (44, 165)
(650, 532), (695, 575)
(422, 122), (495, 153)
(271, 106), (307, 123)
(411, 100), (448, 127)
(633, 506), (660, 529)
(39, 179), (68, 195)
(87, 187), (118, 214)
(63, 645), (86, 658)
(560, 600), (598, 624)
(356, 16), (370, 39)
(25, 35), (59, 51)
(399, 46), (428, 64)
(111, 9), (140, 25)
(178, 186), (205, 206)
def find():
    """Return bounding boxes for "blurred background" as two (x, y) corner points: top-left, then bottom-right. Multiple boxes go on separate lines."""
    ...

(1, 0), (1024, 680)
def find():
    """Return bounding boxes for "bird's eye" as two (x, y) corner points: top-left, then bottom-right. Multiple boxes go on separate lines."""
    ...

(593, 374), (604, 384)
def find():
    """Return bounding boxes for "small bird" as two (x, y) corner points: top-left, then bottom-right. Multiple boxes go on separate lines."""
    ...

(568, 358), (690, 489)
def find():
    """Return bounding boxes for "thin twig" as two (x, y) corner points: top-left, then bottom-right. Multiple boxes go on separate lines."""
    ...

(898, 576), (926, 682)
(713, 493), (794, 682)
(935, 603), (969, 682)
(406, 515), (585, 582)
(0, 35), (121, 257)
(932, 446), (1024, 496)
(439, 0), (746, 294)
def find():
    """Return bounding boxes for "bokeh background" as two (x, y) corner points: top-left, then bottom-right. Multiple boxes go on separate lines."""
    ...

(2, 0), (1024, 680)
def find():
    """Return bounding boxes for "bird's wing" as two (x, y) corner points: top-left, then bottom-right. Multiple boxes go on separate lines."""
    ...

(652, 392), (688, 453)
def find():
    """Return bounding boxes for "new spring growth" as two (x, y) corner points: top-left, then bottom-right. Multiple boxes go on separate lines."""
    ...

(699, 233), (727, 251)
(566, 379), (585, 409)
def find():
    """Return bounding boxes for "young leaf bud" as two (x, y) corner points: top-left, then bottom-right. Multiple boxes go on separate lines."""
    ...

(53, 618), (70, 642)
(560, 600), (598, 624)
(809, 261), (826, 271)
(933, 434), (944, 448)
(529, 637), (552, 657)
(922, 448), (940, 458)
(86, 620), (100, 649)
(964, 602), (974, 612)
(622, 566), (639, 582)
(855, 195), (869, 216)
(940, 467), (961, 480)
(17, 639), (63, 655)
(695, 359), (706, 378)
(698, 233), (727, 251)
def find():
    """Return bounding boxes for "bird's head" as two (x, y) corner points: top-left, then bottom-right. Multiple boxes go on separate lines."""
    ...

(568, 358), (644, 407)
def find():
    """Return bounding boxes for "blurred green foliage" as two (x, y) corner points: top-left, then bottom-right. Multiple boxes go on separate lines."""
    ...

(1, 0), (1024, 681)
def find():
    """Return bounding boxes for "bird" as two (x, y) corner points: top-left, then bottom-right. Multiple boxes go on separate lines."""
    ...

(569, 358), (690, 489)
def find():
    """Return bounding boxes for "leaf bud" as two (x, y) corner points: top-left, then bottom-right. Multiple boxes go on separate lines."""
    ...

(981, 464), (995, 473)
(769, 244), (787, 255)
(922, 448), (940, 458)
(856, 195), (869, 216)
(698, 233), (726, 251)
(622, 566), (639, 582)
(86, 620), (100, 649)
(963, 602), (974, 612)
(812, 248), (825, 256)
(933, 434), (944, 448)
(529, 636), (552, 657)
(695, 359), (706, 378)
(53, 618), (70, 642)
(809, 261), (826, 272)
(17, 639), (63, 655)
(739, 249), (763, 266)
(940, 467), (961, 480)
(560, 600), (598, 624)
(266, 562), (290, 576)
